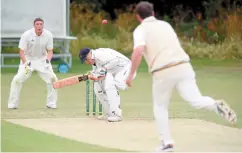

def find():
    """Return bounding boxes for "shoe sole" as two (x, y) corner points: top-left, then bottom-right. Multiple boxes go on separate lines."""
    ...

(97, 116), (108, 120)
(108, 120), (122, 122)
(163, 148), (174, 152)
(217, 100), (237, 124)
(8, 107), (18, 109)
(156, 146), (174, 152)
(107, 118), (122, 122)
(46, 106), (57, 109)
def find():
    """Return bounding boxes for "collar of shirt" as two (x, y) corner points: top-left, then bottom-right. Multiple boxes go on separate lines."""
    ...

(91, 49), (95, 60)
(31, 28), (45, 37)
(142, 16), (157, 23)
(91, 50), (99, 67)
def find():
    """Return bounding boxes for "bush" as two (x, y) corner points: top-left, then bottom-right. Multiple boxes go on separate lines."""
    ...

(68, 3), (242, 60)
(70, 28), (133, 56)
(2, 2), (241, 60)
(175, 0), (242, 44)
(69, 3), (135, 55)
(182, 35), (242, 59)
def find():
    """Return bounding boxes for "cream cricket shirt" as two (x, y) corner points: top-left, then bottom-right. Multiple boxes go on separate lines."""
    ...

(133, 16), (190, 73)
(18, 28), (53, 60)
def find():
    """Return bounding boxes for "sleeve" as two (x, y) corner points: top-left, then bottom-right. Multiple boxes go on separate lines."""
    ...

(133, 27), (146, 49)
(102, 58), (119, 71)
(46, 33), (53, 50)
(95, 49), (119, 71)
(18, 33), (27, 50)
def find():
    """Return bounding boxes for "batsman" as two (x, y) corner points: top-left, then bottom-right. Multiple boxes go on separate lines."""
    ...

(79, 48), (136, 122)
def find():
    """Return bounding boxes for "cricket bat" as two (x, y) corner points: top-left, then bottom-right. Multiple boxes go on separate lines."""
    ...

(53, 74), (90, 89)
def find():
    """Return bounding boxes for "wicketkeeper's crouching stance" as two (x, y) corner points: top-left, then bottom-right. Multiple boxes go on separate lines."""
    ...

(7, 18), (58, 109)
(79, 48), (136, 122)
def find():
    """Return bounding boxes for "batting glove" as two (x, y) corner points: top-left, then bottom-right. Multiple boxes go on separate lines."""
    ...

(90, 68), (106, 81)
(96, 67), (107, 77)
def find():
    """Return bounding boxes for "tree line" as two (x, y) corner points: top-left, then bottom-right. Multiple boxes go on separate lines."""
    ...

(70, 0), (242, 20)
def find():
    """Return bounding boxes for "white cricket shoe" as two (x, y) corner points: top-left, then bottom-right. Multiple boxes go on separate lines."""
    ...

(46, 104), (57, 109)
(8, 104), (18, 109)
(107, 116), (122, 122)
(216, 100), (237, 124)
(107, 111), (122, 122)
(97, 114), (109, 120)
(155, 144), (174, 152)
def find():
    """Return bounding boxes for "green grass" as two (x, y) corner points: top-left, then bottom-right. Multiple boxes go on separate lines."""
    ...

(1, 120), (125, 152)
(1, 58), (242, 151)
(1, 56), (242, 73)
(1, 58), (242, 124)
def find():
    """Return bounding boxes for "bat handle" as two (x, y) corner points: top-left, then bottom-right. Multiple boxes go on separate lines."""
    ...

(78, 75), (89, 82)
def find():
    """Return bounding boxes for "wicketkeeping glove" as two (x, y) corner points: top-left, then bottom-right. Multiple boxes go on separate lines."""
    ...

(24, 61), (33, 74)
(45, 59), (51, 68)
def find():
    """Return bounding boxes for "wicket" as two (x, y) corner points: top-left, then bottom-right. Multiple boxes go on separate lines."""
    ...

(85, 80), (102, 116)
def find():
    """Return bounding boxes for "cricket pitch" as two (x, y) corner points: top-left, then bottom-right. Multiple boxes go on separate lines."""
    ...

(5, 118), (242, 152)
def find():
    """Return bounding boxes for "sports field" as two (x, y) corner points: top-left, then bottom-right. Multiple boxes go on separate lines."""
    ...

(1, 58), (242, 152)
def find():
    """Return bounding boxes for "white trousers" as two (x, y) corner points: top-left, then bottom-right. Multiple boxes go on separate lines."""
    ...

(8, 59), (58, 108)
(94, 64), (135, 116)
(93, 80), (111, 116)
(152, 63), (218, 145)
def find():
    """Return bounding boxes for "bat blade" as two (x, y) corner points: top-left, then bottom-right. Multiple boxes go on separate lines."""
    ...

(53, 74), (89, 89)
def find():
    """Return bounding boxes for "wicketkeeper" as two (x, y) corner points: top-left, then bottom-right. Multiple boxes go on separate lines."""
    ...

(79, 48), (136, 122)
(7, 18), (58, 109)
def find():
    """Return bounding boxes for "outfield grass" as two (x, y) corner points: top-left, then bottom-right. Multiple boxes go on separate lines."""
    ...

(1, 58), (242, 151)
(1, 120), (125, 152)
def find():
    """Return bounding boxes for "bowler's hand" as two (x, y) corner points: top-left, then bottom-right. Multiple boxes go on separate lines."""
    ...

(126, 75), (133, 87)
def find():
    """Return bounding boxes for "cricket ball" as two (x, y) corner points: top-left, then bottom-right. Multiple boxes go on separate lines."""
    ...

(102, 19), (107, 24)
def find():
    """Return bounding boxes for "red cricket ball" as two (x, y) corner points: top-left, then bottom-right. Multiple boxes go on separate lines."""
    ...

(102, 19), (107, 24)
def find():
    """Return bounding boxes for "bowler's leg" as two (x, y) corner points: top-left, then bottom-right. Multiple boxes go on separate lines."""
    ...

(152, 79), (175, 149)
(176, 78), (217, 110)
(176, 77), (237, 124)
(8, 63), (32, 108)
